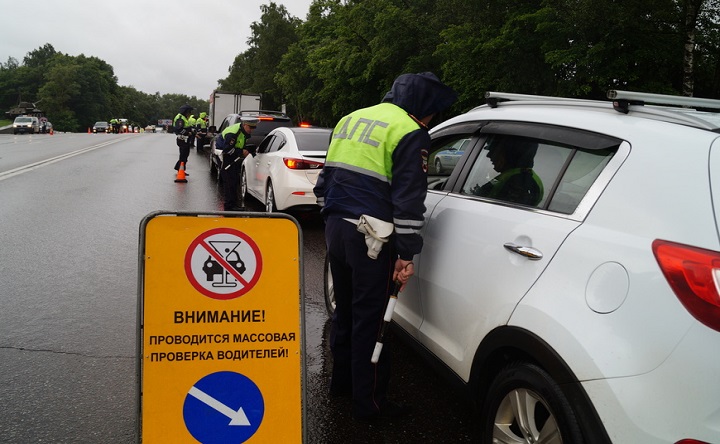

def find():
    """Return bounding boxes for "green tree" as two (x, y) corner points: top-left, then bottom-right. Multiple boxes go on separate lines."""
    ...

(221, 2), (301, 110)
(38, 55), (81, 131)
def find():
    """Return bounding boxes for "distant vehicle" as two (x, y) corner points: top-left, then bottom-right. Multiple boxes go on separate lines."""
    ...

(207, 90), (262, 131)
(433, 137), (470, 173)
(93, 121), (110, 133)
(241, 126), (331, 212)
(13, 116), (40, 134)
(209, 111), (294, 182)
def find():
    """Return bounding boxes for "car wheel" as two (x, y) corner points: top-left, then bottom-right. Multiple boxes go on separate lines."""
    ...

(240, 168), (248, 203)
(435, 158), (443, 174)
(481, 362), (583, 444)
(265, 181), (277, 213)
(323, 254), (335, 316)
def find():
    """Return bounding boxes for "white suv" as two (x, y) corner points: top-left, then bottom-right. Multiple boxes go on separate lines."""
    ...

(13, 115), (40, 134)
(326, 91), (720, 443)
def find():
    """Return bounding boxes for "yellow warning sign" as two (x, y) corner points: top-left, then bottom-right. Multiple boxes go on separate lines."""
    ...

(138, 212), (304, 443)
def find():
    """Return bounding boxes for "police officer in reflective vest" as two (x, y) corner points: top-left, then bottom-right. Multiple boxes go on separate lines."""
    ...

(195, 111), (209, 152)
(218, 118), (258, 211)
(173, 104), (194, 173)
(314, 72), (456, 423)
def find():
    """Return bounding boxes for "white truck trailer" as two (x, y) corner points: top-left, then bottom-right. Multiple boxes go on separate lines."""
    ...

(207, 90), (262, 130)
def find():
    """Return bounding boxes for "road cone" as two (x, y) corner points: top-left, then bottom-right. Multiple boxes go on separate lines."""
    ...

(174, 162), (188, 183)
(87, 127), (91, 134)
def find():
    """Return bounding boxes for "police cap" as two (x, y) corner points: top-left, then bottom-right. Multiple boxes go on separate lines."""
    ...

(241, 118), (259, 128)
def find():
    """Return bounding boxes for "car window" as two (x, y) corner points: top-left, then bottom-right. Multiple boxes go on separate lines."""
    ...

(257, 135), (274, 154)
(459, 133), (616, 213)
(547, 148), (615, 214)
(294, 131), (332, 151)
(267, 133), (286, 153)
(429, 136), (471, 176)
(219, 117), (231, 133)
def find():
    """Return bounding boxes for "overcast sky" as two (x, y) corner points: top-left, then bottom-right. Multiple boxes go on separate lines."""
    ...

(0, 0), (314, 100)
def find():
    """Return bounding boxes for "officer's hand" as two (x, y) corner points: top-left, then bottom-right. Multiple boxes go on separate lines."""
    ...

(393, 259), (414, 291)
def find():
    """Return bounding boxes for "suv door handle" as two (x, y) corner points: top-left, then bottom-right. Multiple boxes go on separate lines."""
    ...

(504, 243), (543, 260)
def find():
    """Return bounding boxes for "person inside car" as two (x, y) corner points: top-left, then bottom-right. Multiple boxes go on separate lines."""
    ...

(470, 136), (544, 206)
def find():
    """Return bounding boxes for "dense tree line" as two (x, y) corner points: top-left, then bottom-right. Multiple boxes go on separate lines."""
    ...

(2, 1), (718, 131)
(222, 0), (720, 127)
(0, 44), (208, 132)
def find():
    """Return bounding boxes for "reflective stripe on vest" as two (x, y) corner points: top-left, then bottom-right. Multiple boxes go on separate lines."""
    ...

(325, 103), (419, 183)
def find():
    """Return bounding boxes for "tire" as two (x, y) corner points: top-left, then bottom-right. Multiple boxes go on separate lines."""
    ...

(435, 158), (443, 174)
(240, 168), (248, 203)
(481, 362), (583, 444)
(265, 181), (277, 213)
(323, 254), (335, 317)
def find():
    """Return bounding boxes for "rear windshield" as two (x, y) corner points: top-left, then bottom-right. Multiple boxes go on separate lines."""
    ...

(294, 131), (332, 151)
(255, 120), (292, 135)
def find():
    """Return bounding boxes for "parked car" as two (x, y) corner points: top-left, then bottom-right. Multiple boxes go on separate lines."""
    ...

(13, 116), (39, 134)
(325, 90), (720, 443)
(241, 126), (331, 212)
(209, 111), (294, 183)
(93, 121), (110, 133)
(40, 121), (53, 134)
(432, 137), (470, 173)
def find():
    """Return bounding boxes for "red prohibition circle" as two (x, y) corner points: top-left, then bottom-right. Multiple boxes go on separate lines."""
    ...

(184, 227), (263, 300)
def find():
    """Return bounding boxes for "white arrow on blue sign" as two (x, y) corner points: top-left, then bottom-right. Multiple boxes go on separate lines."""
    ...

(183, 371), (265, 443)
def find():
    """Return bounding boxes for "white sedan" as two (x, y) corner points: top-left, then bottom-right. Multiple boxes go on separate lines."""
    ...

(241, 126), (331, 212)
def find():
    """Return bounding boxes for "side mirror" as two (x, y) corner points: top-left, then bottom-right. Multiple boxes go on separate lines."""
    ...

(245, 144), (257, 156)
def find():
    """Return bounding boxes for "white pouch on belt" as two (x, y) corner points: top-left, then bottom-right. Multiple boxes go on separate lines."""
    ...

(345, 215), (394, 259)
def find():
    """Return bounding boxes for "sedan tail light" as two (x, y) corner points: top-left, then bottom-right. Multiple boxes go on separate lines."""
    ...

(283, 158), (324, 170)
(652, 239), (720, 332)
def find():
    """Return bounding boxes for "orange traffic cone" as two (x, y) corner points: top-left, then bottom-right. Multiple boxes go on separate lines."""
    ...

(87, 127), (91, 134)
(174, 162), (188, 183)
(50, 128), (54, 135)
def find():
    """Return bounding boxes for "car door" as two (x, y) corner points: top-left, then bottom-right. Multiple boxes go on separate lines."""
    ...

(251, 133), (285, 199)
(401, 121), (622, 380)
(246, 134), (273, 200)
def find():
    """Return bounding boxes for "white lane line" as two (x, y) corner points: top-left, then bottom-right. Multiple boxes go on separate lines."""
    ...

(0, 138), (130, 182)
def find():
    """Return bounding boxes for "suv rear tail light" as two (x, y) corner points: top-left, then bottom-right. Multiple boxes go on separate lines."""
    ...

(653, 239), (720, 332)
(283, 158), (324, 170)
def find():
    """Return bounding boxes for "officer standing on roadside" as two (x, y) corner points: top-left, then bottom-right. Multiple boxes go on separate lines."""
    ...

(173, 104), (194, 174)
(217, 117), (258, 211)
(187, 114), (197, 150)
(195, 112), (209, 152)
(313, 72), (456, 423)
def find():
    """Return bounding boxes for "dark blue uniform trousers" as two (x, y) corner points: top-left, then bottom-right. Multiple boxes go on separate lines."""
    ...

(325, 216), (395, 419)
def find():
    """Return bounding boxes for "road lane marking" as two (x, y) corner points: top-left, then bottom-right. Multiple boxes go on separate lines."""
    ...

(0, 138), (129, 182)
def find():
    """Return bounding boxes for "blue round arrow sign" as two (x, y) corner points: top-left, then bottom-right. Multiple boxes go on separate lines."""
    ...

(183, 371), (265, 443)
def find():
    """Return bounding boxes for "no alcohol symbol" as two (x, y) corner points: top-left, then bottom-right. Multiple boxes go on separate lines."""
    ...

(184, 228), (263, 300)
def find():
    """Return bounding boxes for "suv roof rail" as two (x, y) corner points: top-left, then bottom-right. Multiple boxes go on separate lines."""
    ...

(607, 90), (720, 113)
(483, 90), (720, 131)
(485, 91), (591, 108)
(239, 110), (289, 117)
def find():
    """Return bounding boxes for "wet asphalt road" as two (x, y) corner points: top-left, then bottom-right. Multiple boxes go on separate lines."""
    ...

(0, 132), (476, 443)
